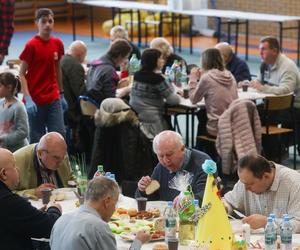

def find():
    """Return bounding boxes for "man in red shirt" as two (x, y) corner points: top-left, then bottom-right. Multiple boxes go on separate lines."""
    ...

(0, 0), (14, 65)
(19, 8), (67, 143)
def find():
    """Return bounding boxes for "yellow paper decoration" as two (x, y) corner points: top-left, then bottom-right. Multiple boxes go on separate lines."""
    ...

(196, 174), (233, 250)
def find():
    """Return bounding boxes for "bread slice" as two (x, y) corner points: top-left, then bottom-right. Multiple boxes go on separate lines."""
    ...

(145, 180), (160, 195)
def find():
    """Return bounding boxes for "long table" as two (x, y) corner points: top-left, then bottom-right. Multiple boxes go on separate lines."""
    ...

(168, 87), (274, 147)
(30, 188), (300, 249)
(68, 0), (300, 63)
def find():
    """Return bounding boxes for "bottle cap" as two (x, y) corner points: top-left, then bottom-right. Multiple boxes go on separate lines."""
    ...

(97, 165), (103, 172)
(167, 201), (173, 207)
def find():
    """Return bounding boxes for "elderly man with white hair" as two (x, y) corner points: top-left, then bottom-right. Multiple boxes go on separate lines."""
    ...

(13, 132), (75, 198)
(215, 42), (251, 84)
(110, 25), (141, 60)
(50, 176), (150, 250)
(136, 130), (210, 202)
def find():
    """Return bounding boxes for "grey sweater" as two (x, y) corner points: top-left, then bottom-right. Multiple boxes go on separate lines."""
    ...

(0, 98), (29, 152)
(130, 70), (180, 139)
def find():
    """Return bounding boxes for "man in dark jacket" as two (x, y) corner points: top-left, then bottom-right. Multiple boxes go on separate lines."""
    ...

(136, 130), (210, 203)
(0, 148), (62, 250)
(215, 42), (251, 84)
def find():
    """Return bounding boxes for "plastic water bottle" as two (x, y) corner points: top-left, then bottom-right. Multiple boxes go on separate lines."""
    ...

(265, 217), (277, 250)
(280, 216), (292, 250)
(181, 63), (188, 87)
(164, 201), (177, 243)
(93, 165), (105, 178)
(110, 173), (116, 181)
(171, 60), (182, 87)
(165, 66), (172, 84)
(105, 172), (111, 177)
(129, 54), (140, 84)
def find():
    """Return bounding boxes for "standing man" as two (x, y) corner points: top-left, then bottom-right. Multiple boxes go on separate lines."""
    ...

(251, 36), (300, 155)
(60, 40), (87, 152)
(19, 8), (66, 143)
(0, 0), (14, 65)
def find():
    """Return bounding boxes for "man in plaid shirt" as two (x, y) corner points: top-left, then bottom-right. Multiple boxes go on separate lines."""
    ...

(0, 0), (14, 65)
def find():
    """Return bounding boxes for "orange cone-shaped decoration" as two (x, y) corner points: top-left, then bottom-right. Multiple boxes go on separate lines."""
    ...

(196, 160), (233, 250)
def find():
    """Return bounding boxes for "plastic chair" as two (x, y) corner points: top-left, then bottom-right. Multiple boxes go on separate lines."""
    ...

(261, 94), (297, 169)
(78, 95), (99, 117)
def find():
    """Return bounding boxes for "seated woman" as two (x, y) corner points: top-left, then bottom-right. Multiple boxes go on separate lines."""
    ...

(189, 48), (238, 137)
(130, 48), (181, 139)
(150, 37), (187, 74)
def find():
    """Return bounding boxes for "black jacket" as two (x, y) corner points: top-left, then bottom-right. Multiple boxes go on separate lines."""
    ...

(89, 103), (156, 182)
(0, 181), (61, 250)
(226, 53), (251, 83)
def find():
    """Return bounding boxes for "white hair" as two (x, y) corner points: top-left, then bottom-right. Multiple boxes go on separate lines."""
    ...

(85, 176), (119, 202)
(110, 25), (128, 40)
(152, 130), (184, 154)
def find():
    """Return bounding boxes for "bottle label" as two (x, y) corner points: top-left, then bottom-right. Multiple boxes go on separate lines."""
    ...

(166, 218), (176, 228)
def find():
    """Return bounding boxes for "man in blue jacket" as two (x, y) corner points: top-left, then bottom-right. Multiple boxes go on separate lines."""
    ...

(136, 130), (210, 203)
(215, 42), (251, 84)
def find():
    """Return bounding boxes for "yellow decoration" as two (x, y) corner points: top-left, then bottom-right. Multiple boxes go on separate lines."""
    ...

(102, 11), (190, 37)
(196, 174), (233, 250)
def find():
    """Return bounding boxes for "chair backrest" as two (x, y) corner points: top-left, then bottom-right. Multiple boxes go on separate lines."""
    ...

(78, 95), (99, 116)
(264, 94), (294, 111)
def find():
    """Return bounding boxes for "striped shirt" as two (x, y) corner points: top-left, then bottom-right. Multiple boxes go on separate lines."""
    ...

(0, 0), (14, 56)
(224, 164), (300, 233)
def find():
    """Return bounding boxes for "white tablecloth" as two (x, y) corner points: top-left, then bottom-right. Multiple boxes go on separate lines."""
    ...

(30, 189), (300, 249)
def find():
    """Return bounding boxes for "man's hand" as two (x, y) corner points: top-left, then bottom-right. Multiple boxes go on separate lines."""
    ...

(47, 202), (62, 214)
(34, 183), (56, 198)
(135, 230), (151, 244)
(250, 80), (264, 91)
(137, 176), (152, 192)
(242, 214), (267, 229)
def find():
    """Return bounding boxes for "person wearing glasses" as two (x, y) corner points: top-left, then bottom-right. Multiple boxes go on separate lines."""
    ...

(13, 132), (75, 198)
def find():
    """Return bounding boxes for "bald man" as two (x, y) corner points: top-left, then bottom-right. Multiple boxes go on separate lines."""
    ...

(215, 42), (251, 84)
(136, 130), (210, 202)
(60, 40), (87, 129)
(0, 148), (62, 250)
(14, 132), (75, 198)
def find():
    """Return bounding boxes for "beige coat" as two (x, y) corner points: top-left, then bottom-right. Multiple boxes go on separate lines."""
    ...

(216, 99), (262, 174)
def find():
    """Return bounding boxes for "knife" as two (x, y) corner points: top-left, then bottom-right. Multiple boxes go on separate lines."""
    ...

(233, 209), (246, 218)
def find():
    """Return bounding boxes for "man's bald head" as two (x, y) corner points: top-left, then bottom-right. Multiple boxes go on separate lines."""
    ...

(0, 148), (19, 190)
(37, 132), (67, 170)
(67, 40), (87, 63)
(215, 42), (233, 63)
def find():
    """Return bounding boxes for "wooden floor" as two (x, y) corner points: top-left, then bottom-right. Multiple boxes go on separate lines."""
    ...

(14, 18), (299, 60)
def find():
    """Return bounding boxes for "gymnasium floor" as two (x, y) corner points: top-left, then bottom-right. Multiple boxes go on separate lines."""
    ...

(8, 18), (300, 169)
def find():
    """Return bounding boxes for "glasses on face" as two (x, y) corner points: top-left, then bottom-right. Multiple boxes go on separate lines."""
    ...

(41, 149), (66, 162)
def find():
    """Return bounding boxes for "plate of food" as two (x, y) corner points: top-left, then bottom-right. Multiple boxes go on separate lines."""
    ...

(112, 208), (161, 220)
(109, 217), (165, 240)
(119, 230), (165, 242)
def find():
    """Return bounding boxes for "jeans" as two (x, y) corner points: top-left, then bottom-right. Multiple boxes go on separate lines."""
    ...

(27, 99), (66, 143)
